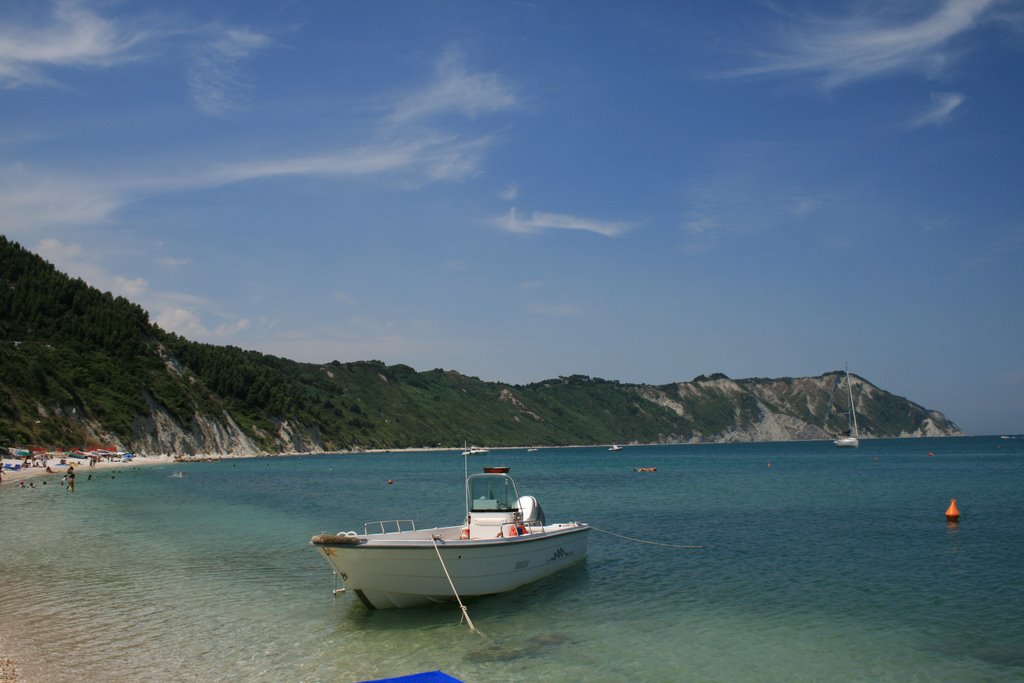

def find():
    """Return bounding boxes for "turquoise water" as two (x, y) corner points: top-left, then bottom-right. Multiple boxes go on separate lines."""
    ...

(2, 437), (1023, 682)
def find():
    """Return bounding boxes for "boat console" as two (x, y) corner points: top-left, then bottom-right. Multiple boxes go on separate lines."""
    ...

(465, 473), (544, 538)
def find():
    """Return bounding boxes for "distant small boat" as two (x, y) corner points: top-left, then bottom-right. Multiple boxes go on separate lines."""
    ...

(460, 441), (489, 456)
(170, 471), (186, 479)
(527, 447), (539, 453)
(609, 445), (624, 452)
(633, 467), (656, 472)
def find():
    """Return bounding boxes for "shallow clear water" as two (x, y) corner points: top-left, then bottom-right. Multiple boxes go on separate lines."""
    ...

(2, 437), (1023, 682)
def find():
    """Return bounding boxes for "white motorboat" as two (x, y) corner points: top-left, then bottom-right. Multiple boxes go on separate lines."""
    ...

(311, 468), (589, 609)
(834, 364), (860, 448)
(608, 445), (623, 452)
(460, 441), (489, 456)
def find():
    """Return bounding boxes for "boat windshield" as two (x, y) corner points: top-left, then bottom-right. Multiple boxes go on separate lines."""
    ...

(467, 474), (519, 512)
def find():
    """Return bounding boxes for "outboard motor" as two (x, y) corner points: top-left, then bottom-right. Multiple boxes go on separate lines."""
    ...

(515, 495), (545, 525)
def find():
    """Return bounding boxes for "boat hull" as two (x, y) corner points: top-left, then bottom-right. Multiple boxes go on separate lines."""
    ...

(834, 437), (860, 448)
(314, 523), (589, 609)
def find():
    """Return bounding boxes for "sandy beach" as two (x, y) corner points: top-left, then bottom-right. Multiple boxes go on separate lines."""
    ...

(0, 454), (177, 487)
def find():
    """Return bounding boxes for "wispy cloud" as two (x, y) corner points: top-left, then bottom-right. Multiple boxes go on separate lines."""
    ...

(187, 27), (271, 115)
(0, 0), (149, 88)
(911, 91), (965, 127)
(681, 216), (721, 255)
(790, 198), (821, 215)
(496, 208), (632, 237)
(726, 0), (998, 88)
(3, 133), (492, 235)
(0, 166), (122, 233)
(390, 47), (519, 123)
(207, 135), (492, 185)
(500, 184), (520, 201)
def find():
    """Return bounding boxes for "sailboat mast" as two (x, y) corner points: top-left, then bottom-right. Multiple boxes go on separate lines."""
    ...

(845, 364), (859, 437)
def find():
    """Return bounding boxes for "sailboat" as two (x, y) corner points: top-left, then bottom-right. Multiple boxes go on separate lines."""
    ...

(834, 364), (860, 448)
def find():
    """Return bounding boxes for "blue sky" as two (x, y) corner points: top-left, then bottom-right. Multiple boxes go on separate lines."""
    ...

(2, 1), (1023, 436)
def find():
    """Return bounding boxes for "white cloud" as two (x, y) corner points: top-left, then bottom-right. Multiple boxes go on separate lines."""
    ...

(113, 275), (148, 298)
(496, 208), (632, 237)
(911, 91), (965, 127)
(390, 46), (518, 123)
(214, 318), (251, 336)
(154, 302), (250, 340)
(0, 166), (122, 233)
(727, 0), (998, 88)
(188, 27), (271, 116)
(31, 237), (249, 344)
(500, 184), (520, 201)
(34, 237), (149, 299)
(0, 0), (149, 88)
(155, 307), (207, 337)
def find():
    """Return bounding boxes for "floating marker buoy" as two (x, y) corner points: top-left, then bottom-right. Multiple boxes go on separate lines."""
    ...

(945, 498), (960, 523)
(928, 452), (935, 457)
(386, 479), (393, 485)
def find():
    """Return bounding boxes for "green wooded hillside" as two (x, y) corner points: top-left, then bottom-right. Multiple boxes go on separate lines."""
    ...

(0, 236), (961, 454)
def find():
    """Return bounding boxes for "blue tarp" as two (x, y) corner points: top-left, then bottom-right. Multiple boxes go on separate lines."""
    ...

(358, 671), (463, 683)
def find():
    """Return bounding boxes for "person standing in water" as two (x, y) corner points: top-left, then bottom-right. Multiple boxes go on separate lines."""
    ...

(67, 465), (75, 492)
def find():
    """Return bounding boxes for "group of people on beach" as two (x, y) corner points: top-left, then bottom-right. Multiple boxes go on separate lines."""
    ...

(5, 465), (77, 490)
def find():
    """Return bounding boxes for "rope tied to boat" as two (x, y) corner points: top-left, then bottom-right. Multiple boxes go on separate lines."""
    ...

(588, 525), (705, 549)
(430, 535), (484, 637)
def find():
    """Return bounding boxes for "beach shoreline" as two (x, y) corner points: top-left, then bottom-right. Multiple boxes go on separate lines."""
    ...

(0, 454), (179, 485)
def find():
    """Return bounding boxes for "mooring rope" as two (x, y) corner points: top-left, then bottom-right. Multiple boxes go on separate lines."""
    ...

(431, 536), (484, 637)
(588, 525), (705, 549)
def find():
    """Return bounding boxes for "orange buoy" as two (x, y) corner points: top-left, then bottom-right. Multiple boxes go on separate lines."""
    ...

(945, 498), (960, 523)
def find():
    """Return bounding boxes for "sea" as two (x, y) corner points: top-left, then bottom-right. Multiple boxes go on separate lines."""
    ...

(1, 436), (1022, 682)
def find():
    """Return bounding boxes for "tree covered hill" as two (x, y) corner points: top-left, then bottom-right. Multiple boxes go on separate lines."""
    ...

(0, 236), (961, 455)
